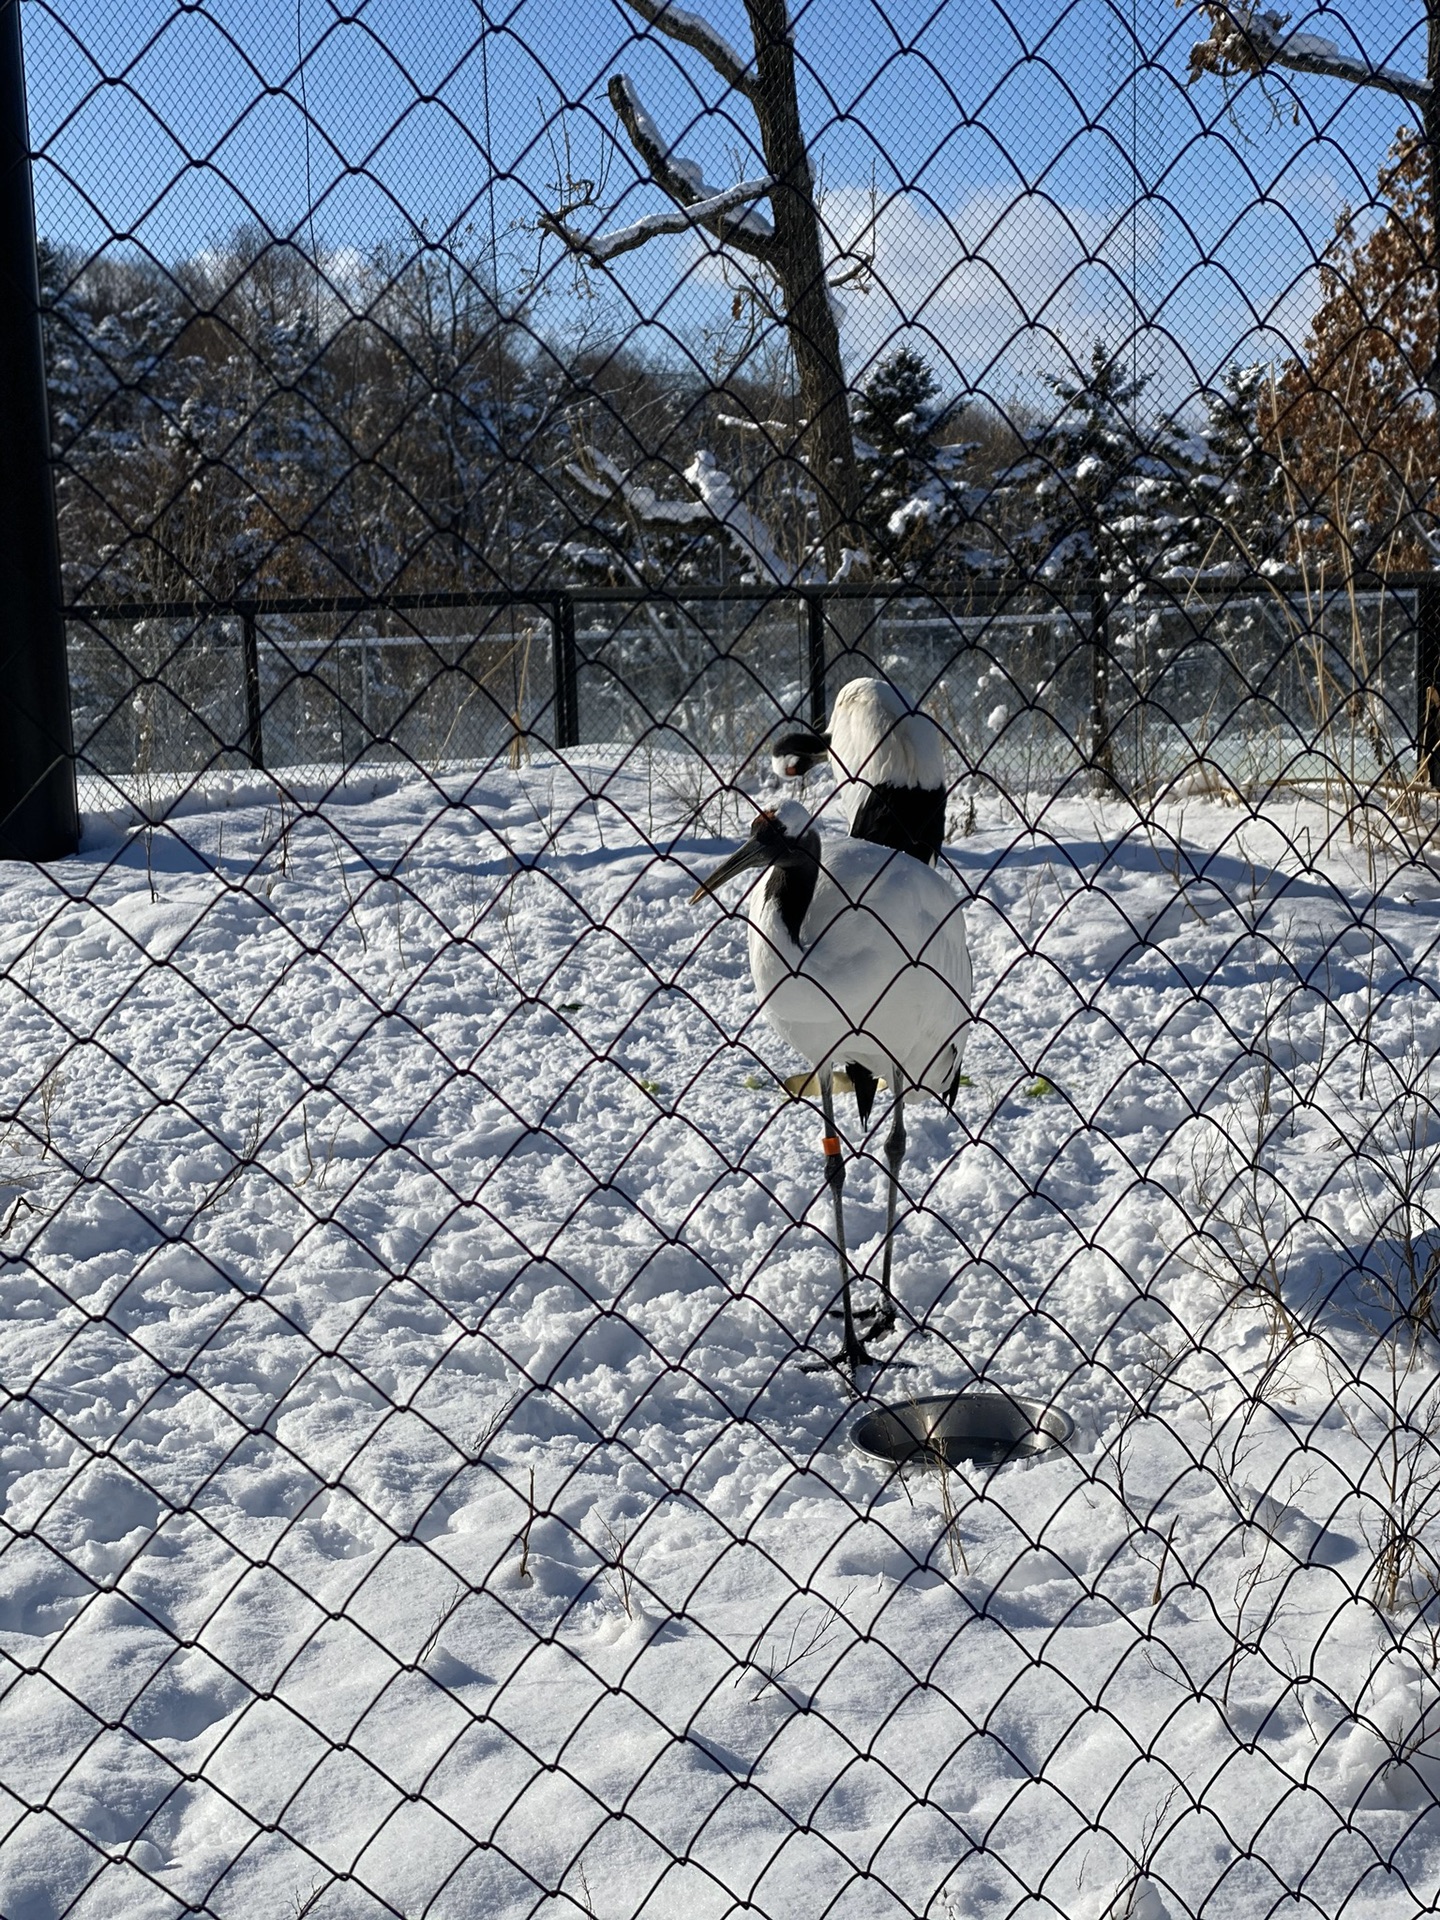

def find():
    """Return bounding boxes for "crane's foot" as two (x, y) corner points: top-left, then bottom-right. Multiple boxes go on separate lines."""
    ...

(800, 1338), (917, 1377)
(827, 1296), (900, 1339)
(858, 1299), (897, 1341)
(800, 1338), (875, 1376)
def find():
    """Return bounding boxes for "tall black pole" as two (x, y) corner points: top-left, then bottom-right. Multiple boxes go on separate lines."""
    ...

(1418, 576), (1440, 786)
(551, 593), (579, 749)
(806, 591), (827, 730)
(0, 0), (76, 860)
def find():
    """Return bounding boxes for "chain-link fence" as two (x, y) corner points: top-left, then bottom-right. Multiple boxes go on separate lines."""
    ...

(8, 1), (1440, 1916)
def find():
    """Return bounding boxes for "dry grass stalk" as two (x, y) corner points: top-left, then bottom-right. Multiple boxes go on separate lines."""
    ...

(36, 1067), (67, 1159)
(599, 1515), (635, 1618)
(743, 1597), (845, 1702)
(418, 1579), (467, 1666)
(936, 1451), (970, 1575)
(518, 1465), (536, 1584)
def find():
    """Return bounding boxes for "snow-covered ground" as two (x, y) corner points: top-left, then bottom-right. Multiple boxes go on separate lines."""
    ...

(3, 752), (1440, 1919)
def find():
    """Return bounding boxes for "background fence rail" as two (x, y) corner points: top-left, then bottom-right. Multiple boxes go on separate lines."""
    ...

(64, 577), (1439, 797)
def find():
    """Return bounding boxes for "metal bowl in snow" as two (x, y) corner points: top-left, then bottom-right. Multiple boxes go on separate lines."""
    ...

(851, 1392), (1072, 1470)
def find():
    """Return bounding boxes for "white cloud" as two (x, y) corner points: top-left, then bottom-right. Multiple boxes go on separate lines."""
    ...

(820, 183), (1129, 385)
(636, 177), (1330, 411)
(821, 184), (1333, 407)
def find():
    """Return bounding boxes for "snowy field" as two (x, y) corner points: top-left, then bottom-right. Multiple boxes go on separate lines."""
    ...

(3, 752), (1440, 1919)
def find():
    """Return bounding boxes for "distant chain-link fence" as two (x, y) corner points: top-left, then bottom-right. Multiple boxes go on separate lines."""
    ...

(63, 580), (1437, 803)
(8, 2), (1440, 1917)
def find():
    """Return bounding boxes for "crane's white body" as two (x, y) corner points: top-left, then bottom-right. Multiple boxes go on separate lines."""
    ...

(826, 678), (945, 829)
(747, 833), (970, 1098)
(694, 800), (971, 1356)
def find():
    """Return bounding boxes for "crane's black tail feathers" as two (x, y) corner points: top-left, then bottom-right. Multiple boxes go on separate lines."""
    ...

(943, 1057), (966, 1110)
(847, 1063), (879, 1126)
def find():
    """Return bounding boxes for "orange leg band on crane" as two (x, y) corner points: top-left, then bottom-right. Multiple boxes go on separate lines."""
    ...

(821, 1135), (841, 1156)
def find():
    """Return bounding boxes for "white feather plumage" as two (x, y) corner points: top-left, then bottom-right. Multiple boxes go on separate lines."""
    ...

(826, 678), (945, 823)
(746, 818), (970, 1098)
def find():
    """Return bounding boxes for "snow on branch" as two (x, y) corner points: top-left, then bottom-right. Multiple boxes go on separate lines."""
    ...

(542, 176), (776, 264)
(564, 449), (712, 527)
(603, 74), (776, 259)
(621, 0), (756, 98)
(1188, 3), (1432, 104)
(715, 413), (799, 435)
(684, 448), (801, 583)
(565, 445), (805, 582)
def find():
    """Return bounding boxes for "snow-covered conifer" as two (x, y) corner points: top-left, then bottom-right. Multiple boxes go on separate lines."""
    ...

(986, 343), (1204, 595)
(853, 347), (982, 579)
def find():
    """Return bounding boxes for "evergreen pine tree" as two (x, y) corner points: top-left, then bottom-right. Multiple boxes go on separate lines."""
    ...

(852, 346), (977, 578)
(1184, 363), (1290, 578)
(988, 343), (1204, 593)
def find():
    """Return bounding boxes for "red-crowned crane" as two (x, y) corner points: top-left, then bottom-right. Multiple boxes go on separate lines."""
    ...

(769, 677), (947, 867)
(768, 679), (956, 1334)
(692, 800), (970, 1370)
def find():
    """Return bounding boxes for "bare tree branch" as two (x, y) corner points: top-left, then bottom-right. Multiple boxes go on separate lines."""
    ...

(605, 75), (777, 261)
(1189, 3), (1432, 106)
(564, 450), (712, 528)
(542, 0), (865, 576)
(621, 0), (757, 99)
(541, 175), (776, 264)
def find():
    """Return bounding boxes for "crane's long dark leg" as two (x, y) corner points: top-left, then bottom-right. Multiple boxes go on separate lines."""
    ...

(868, 1064), (906, 1340)
(819, 1069), (871, 1373)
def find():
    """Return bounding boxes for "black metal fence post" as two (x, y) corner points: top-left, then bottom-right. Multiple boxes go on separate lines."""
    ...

(0, 0), (76, 859)
(240, 604), (264, 770)
(806, 591), (827, 730)
(552, 592), (579, 749)
(1086, 569), (1117, 794)
(1418, 576), (1440, 785)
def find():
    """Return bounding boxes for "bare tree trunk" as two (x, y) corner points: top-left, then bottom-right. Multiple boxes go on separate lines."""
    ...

(1426, 3), (1440, 413)
(743, 0), (862, 580)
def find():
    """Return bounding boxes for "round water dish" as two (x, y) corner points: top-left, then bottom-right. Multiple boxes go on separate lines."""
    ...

(852, 1392), (1072, 1470)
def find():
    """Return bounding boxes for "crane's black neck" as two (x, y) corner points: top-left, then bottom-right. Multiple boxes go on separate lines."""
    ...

(764, 831), (821, 943)
(849, 783), (946, 865)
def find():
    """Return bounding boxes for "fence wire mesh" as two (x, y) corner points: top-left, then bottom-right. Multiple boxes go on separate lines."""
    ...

(10, 1), (1440, 1916)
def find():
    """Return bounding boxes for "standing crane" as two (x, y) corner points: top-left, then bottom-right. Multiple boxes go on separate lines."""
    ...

(692, 801), (970, 1369)
(766, 679), (957, 1336)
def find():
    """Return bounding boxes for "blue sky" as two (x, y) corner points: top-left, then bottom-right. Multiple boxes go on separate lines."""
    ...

(25, 0), (1432, 407)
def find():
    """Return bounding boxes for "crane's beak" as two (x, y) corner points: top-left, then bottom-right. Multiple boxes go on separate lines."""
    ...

(690, 840), (773, 902)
